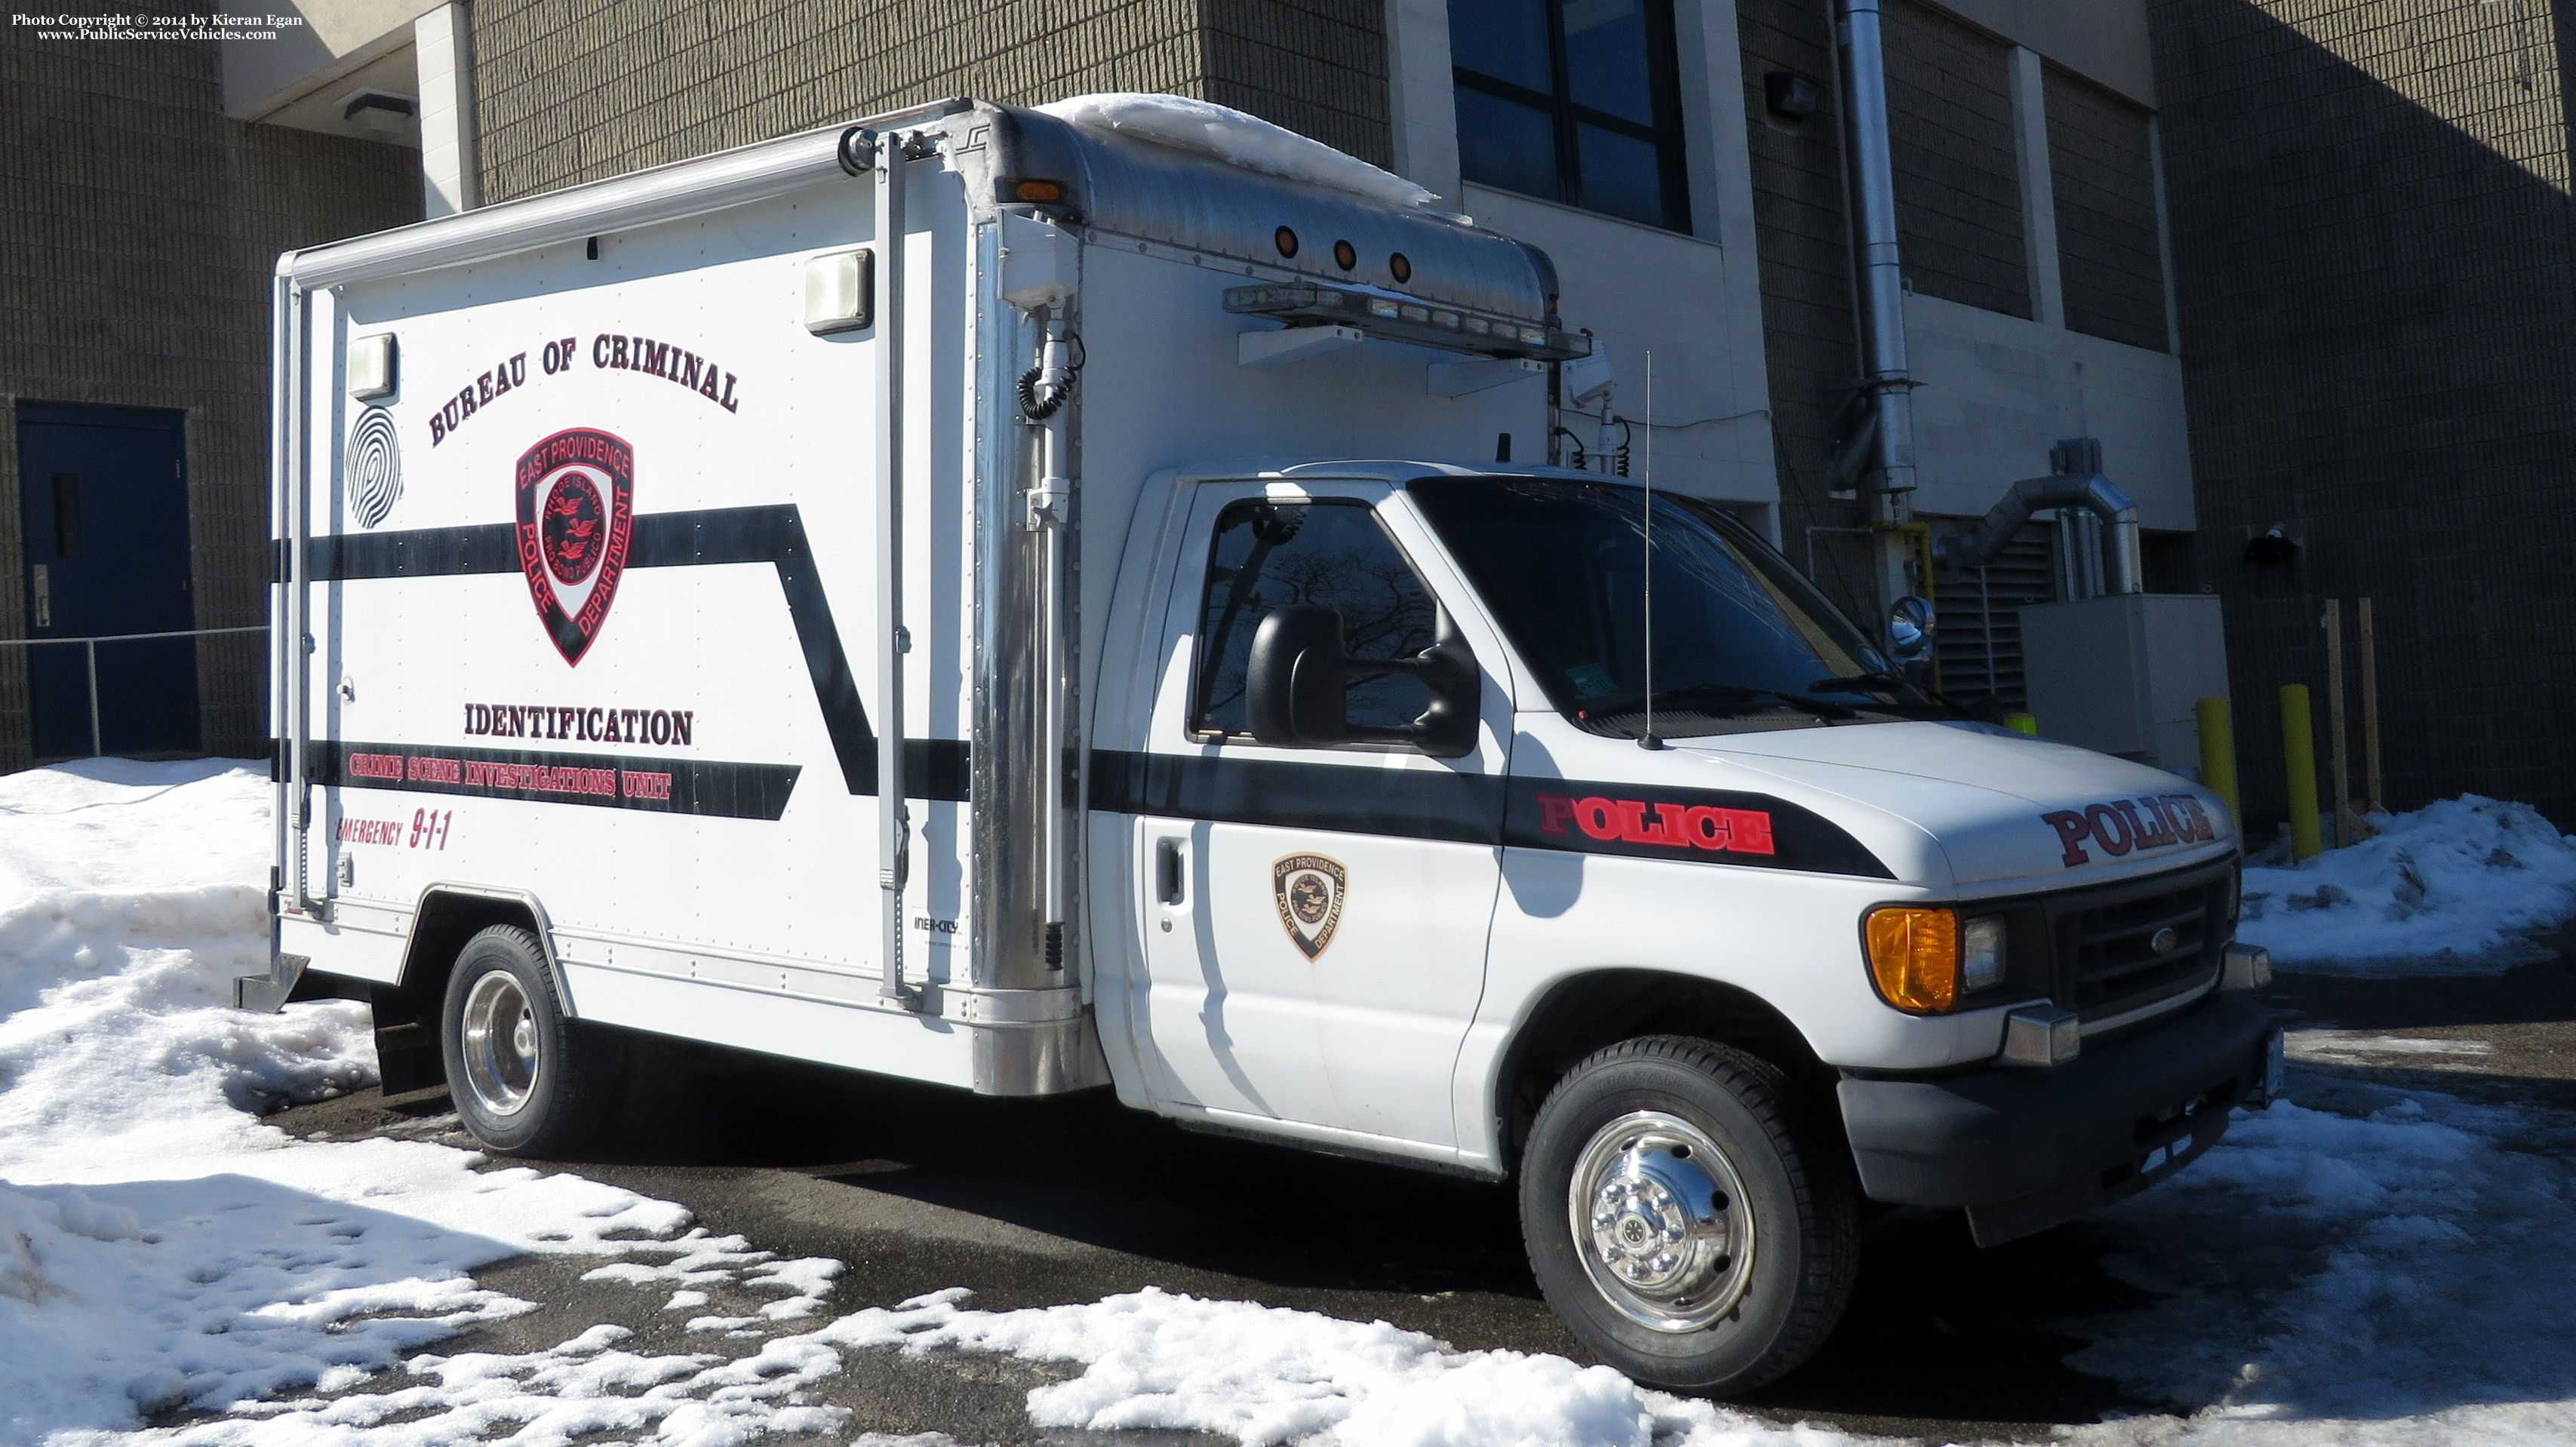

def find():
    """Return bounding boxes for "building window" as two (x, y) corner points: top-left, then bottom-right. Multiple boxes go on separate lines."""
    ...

(1449, 0), (1690, 231)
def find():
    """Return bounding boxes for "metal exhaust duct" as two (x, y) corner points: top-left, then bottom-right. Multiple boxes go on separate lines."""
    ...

(1836, 0), (1918, 545)
(1937, 438), (2143, 595)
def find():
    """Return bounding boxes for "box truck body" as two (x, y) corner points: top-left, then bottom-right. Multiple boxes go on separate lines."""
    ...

(264, 97), (2279, 1393)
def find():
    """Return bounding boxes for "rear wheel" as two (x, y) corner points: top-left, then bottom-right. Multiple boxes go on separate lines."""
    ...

(439, 925), (622, 1155)
(1519, 1036), (1858, 1393)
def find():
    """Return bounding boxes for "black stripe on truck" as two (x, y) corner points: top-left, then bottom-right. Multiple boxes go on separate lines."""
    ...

(294, 506), (967, 803)
(1087, 750), (1503, 844)
(1089, 750), (1891, 877)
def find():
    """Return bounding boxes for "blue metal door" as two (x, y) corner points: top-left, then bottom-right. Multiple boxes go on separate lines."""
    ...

(15, 401), (198, 757)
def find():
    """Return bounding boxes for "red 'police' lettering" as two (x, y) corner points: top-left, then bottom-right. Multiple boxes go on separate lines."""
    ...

(1533, 792), (1776, 857)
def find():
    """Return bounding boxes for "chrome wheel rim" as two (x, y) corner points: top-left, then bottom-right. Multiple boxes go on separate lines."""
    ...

(460, 970), (540, 1117)
(1566, 1110), (1756, 1332)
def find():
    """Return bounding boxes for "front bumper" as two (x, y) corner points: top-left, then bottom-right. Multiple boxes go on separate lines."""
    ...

(1837, 992), (2278, 1246)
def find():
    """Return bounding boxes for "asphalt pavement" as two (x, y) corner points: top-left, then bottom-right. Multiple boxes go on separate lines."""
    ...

(267, 928), (2576, 1445)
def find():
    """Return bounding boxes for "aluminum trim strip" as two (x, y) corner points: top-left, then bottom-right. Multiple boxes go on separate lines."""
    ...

(284, 100), (973, 290)
(2080, 972), (2218, 1038)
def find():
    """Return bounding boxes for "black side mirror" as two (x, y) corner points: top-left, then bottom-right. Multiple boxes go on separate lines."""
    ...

(1247, 604), (1480, 757)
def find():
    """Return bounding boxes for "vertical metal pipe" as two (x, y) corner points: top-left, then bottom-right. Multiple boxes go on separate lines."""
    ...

(279, 275), (318, 915)
(1036, 313), (1073, 965)
(873, 131), (914, 1005)
(2108, 515), (2143, 594)
(1976, 566), (1993, 696)
(85, 639), (100, 758)
(1836, 0), (1917, 605)
(269, 270), (294, 913)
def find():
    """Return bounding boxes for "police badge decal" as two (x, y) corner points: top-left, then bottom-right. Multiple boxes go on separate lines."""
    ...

(1272, 854), (1348, 960)
(514, 428), (635, 665)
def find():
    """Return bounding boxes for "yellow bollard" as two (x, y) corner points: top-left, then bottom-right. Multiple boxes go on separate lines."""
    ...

(2196, 696), (2239, 830)
(2003, 713), (2038, 735)
(2280, 684), (2323, 861)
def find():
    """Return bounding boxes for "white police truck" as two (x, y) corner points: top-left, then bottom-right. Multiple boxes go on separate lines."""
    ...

(257, 93), (2280, 1393)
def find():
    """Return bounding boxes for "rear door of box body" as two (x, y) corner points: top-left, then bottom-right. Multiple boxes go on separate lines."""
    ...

(281, 163), (981, 1061)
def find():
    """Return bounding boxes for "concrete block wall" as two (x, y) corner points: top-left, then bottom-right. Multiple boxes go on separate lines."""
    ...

(2044, 65), (2168, 351)
(469, 0), (1391, 204)
(0, 30), (421, 772)
(1882, 0), (2030, 319)
(2150, 0), (2576, 825)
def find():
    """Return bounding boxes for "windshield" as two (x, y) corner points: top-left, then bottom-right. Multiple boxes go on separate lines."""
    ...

(1408, 475), (1942, 737)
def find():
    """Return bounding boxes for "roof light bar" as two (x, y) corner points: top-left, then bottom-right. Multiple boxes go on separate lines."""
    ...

(1223, 283), (1591, 361)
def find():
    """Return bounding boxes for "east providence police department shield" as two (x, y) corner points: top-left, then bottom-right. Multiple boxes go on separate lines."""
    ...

(514, 427), (635, 665)
(1272, 853), (1348, 960)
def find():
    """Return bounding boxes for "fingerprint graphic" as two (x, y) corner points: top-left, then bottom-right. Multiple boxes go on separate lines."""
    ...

(345, 407), (403, 528)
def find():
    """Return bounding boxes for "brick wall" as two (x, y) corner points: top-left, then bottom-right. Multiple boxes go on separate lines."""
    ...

(2152, 0), (2576, 825)
(1201, 0), (1391, 166)
(0, 31), (421, 770)
(2045, 64), (2168, 351)
(472, 0), (1390, 204)
(1882, 0), (2030, 318)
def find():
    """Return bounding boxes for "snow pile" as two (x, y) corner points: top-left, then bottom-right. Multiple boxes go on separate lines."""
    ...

(2066, 1089), (2576, 1442)
(0, 760), (370, 1160)
(793, 1286), (1882, 1447)
(580, 1238), (844, 1332)
(1037, 93), (1438, 210)
(2236, 794), (2576, 971)
(173, 1316), (857, 1446)
(0, 761), (718, 1441)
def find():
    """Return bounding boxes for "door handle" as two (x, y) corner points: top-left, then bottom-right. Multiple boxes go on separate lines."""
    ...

(30, 564), (48, 629)
(1155, 837), (1186, 906)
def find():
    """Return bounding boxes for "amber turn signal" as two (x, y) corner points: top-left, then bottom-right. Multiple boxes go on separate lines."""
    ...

(1014, 179), (1065, 202)
(1864, 905), (1959, 1014)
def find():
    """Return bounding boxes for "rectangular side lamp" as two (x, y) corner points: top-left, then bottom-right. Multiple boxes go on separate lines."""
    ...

(349, 333), (398, 400)
(805, 248), (875, 333)
(1222, 282), (1591, 362)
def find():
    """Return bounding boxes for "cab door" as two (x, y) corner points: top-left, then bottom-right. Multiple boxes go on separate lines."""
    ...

(1122, 478), (1511, 1151)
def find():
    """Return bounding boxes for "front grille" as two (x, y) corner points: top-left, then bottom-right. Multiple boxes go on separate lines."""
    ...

(2052, 865), (2227, 1023)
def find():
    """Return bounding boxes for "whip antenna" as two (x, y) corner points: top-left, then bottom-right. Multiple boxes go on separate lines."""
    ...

(1641, 351), (1663, 750)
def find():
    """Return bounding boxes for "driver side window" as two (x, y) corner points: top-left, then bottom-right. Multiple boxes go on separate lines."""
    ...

(1189, 499), (1438, 742)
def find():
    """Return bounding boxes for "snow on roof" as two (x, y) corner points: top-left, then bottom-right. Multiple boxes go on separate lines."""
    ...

(1035, 92), (1437, 210)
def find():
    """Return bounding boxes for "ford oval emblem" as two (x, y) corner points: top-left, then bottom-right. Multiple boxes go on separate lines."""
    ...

(2150, 926), (2180, 955)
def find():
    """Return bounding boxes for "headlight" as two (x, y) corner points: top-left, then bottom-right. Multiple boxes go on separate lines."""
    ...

(1865, 908), (2007, 1013)
(1962, 915), (2007, 993)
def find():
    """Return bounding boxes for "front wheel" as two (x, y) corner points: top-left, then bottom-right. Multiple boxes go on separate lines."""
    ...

(439, 925), (622, 1156)
(1519, 1036), (1858, 1393)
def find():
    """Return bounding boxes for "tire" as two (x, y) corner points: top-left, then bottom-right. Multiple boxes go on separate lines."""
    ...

(438, 925), (623, 1156)
(1519, 1035), (1858, 1394)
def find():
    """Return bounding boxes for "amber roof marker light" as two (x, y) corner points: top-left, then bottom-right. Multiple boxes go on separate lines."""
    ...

(1274, 226), (1299, 258)
(1333, 238), (1357, 269)
(1390, 252), (1412, 284)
